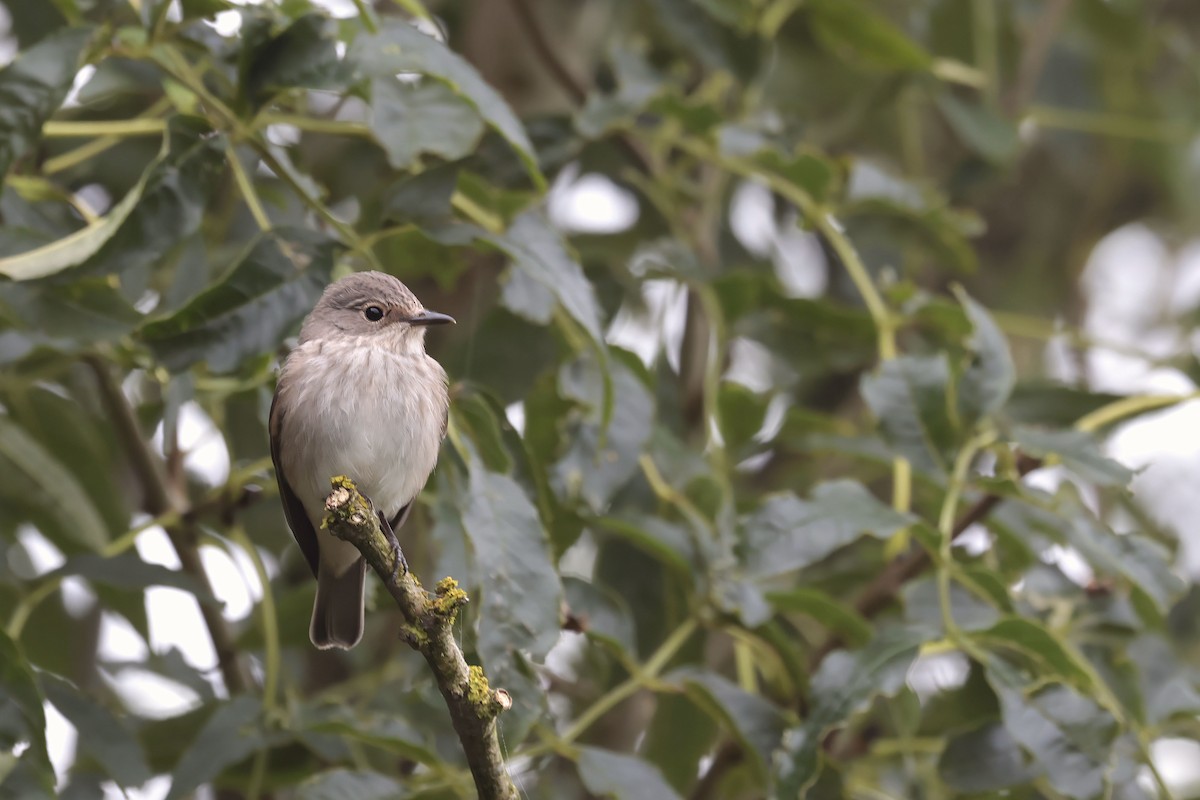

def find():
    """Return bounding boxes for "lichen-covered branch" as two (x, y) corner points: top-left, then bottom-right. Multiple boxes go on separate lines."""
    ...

(322, 476), (516, 800)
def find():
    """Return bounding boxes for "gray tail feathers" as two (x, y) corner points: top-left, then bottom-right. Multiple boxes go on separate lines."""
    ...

(310, 557), (367, 650)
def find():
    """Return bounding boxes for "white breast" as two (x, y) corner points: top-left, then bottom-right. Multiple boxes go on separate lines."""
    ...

(278, 338), (449, 532)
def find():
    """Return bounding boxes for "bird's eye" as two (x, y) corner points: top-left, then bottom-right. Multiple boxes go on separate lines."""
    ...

(363, 306), (385, 322)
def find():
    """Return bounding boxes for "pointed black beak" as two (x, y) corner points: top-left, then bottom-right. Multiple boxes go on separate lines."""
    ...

(407, 310), (456, 326)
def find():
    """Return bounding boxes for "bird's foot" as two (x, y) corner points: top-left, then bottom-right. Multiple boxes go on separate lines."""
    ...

(378, 510), (409, 581)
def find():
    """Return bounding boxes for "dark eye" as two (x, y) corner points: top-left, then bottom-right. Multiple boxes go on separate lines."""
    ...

(363, 305), (384, 322)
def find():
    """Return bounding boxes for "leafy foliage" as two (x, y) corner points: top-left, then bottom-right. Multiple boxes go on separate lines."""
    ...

(1, 0), (1198, 798)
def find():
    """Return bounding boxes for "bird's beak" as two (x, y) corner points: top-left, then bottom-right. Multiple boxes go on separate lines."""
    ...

(406, 310), (456, 326)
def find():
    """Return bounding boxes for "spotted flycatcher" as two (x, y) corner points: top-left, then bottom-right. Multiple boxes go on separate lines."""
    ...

(270, 272), (453, 649)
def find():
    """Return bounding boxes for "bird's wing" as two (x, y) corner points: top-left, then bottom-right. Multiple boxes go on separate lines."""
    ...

(269, 384), (321, 578)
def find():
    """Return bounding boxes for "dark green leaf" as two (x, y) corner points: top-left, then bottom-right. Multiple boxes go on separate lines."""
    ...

(577, 747), (684, 800)
(957, 290), (1015, 421)
(370, 77), (486, 170)
(938, 722), (1036, 791)
(669, 667), (789, 779)
(139, 230), (337, 373)
(554, 353), (654, 510)
(0, 26), (91, 184)
(936, 93), (1020, 163)
(358, 21), (543, 187)
(741, 480), (914, 579)
(451, 391), (513, 473)
(860, 355), (957, 472)
(995, 682), (1118, 799)
(808, 0), (932, 70)
(774, 628), (925, 796)
(766, 587), (873, 646)
(975, 617), (1096, 694)
(72, 125), (226, 281)
(717, 382), (770, 454)
(562, 576), (636, 654)
(40, 673), (150, 787)
(0, 630), (52, 796)
(1005, 383), (1123, 428)
(1010, 426), (1133, 486)
(46, 554), (215, 601)
(488, 212), (605, 348)
(461, 461), (562, 741)
(0, 415), (108, 550)
(0, 277), (142, 341)
(295, 770), (407, 800)
(166, 696), (263, 800)
(243, 13), (352, 105)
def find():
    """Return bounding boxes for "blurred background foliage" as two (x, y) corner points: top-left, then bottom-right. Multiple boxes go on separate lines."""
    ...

(1, 0), (1199, 798)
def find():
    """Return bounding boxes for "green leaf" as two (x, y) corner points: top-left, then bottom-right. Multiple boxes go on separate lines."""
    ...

(860, 355), (956, 473)
(0, 277), (142, 340)
(1010, 426), (1133, 486)
(370, 77), (486, 171)
(774, 627), (925, 797)
(358, 20), (544, 188)
(741, 480), (914, 579)
(766, 587), (873, 646)
(488, 212), (605, 347)
(938, 722), (1037, 792)
(0, 630), (52, 796)
(807, 0), (932, 70)
(554, 353), (654, 511)
(717, 383), (770, 454)
(995, 682), (1118, 799)
(902, 577), (1001, 634)
(305, 712), (438, 766)
(71, 124), (225, 281)
(451, 391), (513, 474)
(243, 13), (352, 106)
(461, 461), (562, 741)
(562, 576), (637, 655)
(40, 673), (150, 788)
(936, 93), (1020, 163)
(576, 747), (684, 800)
(669, 668), (789, 780)
(139, 230), (337, 373)
(0, 26), (92, 184)
(1005, 383), (1124, 427)
(956, 290), (1016, 421)
(975, 617), (1097, 694)
(166, 696), (263, 800)
(0, 414), (108, 550)
(46, 554), (215, 601)
(295, 770), (407, 800)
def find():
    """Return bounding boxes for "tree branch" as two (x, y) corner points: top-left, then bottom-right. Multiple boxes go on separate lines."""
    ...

(321, 476), (516, 800)
(86, 356), (250, 695)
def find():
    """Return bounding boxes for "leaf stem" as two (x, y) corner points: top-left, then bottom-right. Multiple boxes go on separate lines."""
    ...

(1074, 393), (1199, 433)
(225, 141), (272, 232)
(228, 525), (280, 713)
(41, 119), (168, 137)
(558, 616), (698, 746)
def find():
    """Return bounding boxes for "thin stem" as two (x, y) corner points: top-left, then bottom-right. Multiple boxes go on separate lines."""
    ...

(350, 0), (379, 33)
(229, 526), (280, 713)
(972, 0), (999, 107)
(1027, 105), (1191, 143)
(226, 141), (272, 232)
(1074, 392), (1199, 433)
(935, 431), (996, 639)
(558, 617), (698, 746)
(42, 119), (168, 137)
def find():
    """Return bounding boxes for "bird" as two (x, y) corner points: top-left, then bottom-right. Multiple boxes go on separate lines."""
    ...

(269, 271), (454, 649)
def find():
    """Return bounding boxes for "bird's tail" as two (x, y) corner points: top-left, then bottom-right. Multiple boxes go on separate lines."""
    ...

(310, 557), (367, 650)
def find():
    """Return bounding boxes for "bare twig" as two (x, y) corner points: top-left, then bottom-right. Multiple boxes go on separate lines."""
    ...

(322, 476), (516, 800)
(1003, 0), (1074, 115)
(504, 0), (588, 105)
(85, 356), (251, 694)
